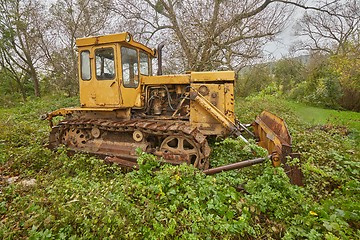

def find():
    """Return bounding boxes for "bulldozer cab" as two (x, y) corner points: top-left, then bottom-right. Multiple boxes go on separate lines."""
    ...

(76, 32), (156, 108)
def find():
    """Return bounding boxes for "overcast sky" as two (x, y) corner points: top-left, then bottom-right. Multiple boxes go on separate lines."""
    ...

(262, 0), (328, 60)
(263, 6), (307, 60)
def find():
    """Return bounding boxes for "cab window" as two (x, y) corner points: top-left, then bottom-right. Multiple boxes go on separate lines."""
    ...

(121, 47), (139, 88)
(80, 50), (91, 80)
(140, 51), (150, 76)
(95, 48), (115, 80)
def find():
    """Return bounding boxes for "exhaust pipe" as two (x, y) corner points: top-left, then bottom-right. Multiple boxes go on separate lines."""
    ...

(157, 42), (165, 75)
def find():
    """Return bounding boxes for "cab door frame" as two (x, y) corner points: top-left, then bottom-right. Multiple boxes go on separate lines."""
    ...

(79, 44), (121, 107)
(119, 45), (143, 108)
(90, 44), (121, 107)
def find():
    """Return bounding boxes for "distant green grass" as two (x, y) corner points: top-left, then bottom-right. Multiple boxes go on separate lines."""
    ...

(285, 101), (360, 145)
(285, 101), (360, 130)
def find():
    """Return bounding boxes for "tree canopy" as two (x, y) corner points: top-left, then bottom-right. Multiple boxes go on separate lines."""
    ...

(0, 0), (358, 107)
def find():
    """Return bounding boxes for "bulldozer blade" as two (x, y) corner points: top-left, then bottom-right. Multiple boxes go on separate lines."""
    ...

(253, 111), (292, 166)
(253, 111), (303, 186)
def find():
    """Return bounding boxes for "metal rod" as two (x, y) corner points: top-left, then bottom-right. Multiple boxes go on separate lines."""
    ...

(237, 121), (255, 137)
(203, 156), (269, 175)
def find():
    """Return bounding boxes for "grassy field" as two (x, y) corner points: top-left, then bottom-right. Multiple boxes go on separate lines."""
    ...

(286, 102), (359, 127)
(286, 101), (359, 135)
(1, 95), (359, 239)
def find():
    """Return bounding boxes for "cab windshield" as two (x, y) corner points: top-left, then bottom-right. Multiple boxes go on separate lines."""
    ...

(121, 47), (151, 88)
(95, 48), (115, 80)
(121, 47), (138, 88)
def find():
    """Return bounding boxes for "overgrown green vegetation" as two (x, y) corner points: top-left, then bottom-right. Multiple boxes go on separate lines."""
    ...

(237, 51), (360, 112)
(1, 95), (359, 239)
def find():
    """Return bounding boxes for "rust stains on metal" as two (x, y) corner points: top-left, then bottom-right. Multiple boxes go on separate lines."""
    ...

(253, 111), (292, 166)
(50, 118), (211, 170)
(105, 156), (139, 170)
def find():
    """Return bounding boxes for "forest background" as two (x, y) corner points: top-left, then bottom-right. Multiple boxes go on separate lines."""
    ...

(0, 0), (359, 111)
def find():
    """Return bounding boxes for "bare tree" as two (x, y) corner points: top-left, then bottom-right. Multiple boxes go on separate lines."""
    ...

(0, 0), (347, 101)
(113, 0), (298, 72)
(0, 0), (47, 98)
(50, 0), (113, 49)
(45, 0), (113, 96)
(295, 0), (360, 55)
(112, 0), (351, 73)
(0, 54), (27, 101)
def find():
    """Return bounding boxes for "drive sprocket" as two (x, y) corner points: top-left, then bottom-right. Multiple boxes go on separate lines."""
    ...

(60, 127), (89, 149)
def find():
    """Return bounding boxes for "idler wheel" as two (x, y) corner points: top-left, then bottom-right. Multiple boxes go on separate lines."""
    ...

(91, 127), (101, 138)
(133, 130), (144, 142)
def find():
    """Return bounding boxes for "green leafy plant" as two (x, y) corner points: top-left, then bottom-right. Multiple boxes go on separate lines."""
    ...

(1, 94), (359, 239)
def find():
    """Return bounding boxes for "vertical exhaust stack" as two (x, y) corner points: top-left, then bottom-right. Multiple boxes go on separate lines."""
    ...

(156, 42), (165, 76)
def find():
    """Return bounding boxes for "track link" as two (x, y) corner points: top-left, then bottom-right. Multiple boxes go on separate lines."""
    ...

(50, 118), (211, 170)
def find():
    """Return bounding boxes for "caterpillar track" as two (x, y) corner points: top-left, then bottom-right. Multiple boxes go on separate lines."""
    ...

(49, 118), (211, 170)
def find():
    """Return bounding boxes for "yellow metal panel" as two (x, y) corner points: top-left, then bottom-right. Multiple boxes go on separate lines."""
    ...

(76, 33), (128, 46)
(118, 44), (144, 108)
(142, 75), (191, 85)
(191, 123), (226, 136)
(190, 83), (230, 136)
(79, 44), (121, 108)
(66, 107), (121, 111)
(190, 71), (235, 82)
(224, 83), (235, 122)
(76, 32), (156, 57)
(191, 83), (225, 122)
(134, 92), (143, 107)
(119, 87), (143, 108)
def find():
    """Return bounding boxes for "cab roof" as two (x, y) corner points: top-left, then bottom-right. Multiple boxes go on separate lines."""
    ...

(75, 32), (156, 57)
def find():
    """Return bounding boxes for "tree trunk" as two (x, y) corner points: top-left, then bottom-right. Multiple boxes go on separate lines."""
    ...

(15, 77), (27, 101)
(30, 67), (40, 97)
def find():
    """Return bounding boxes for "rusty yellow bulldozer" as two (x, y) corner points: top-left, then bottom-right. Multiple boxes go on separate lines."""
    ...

(42, 32), (301, 184)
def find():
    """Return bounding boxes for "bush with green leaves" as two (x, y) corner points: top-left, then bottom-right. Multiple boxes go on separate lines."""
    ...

(288, 65), (343, 109)
(236, 64), (273, 98)
(238, 51), (360, 111)
(1, 95), (359, 239)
